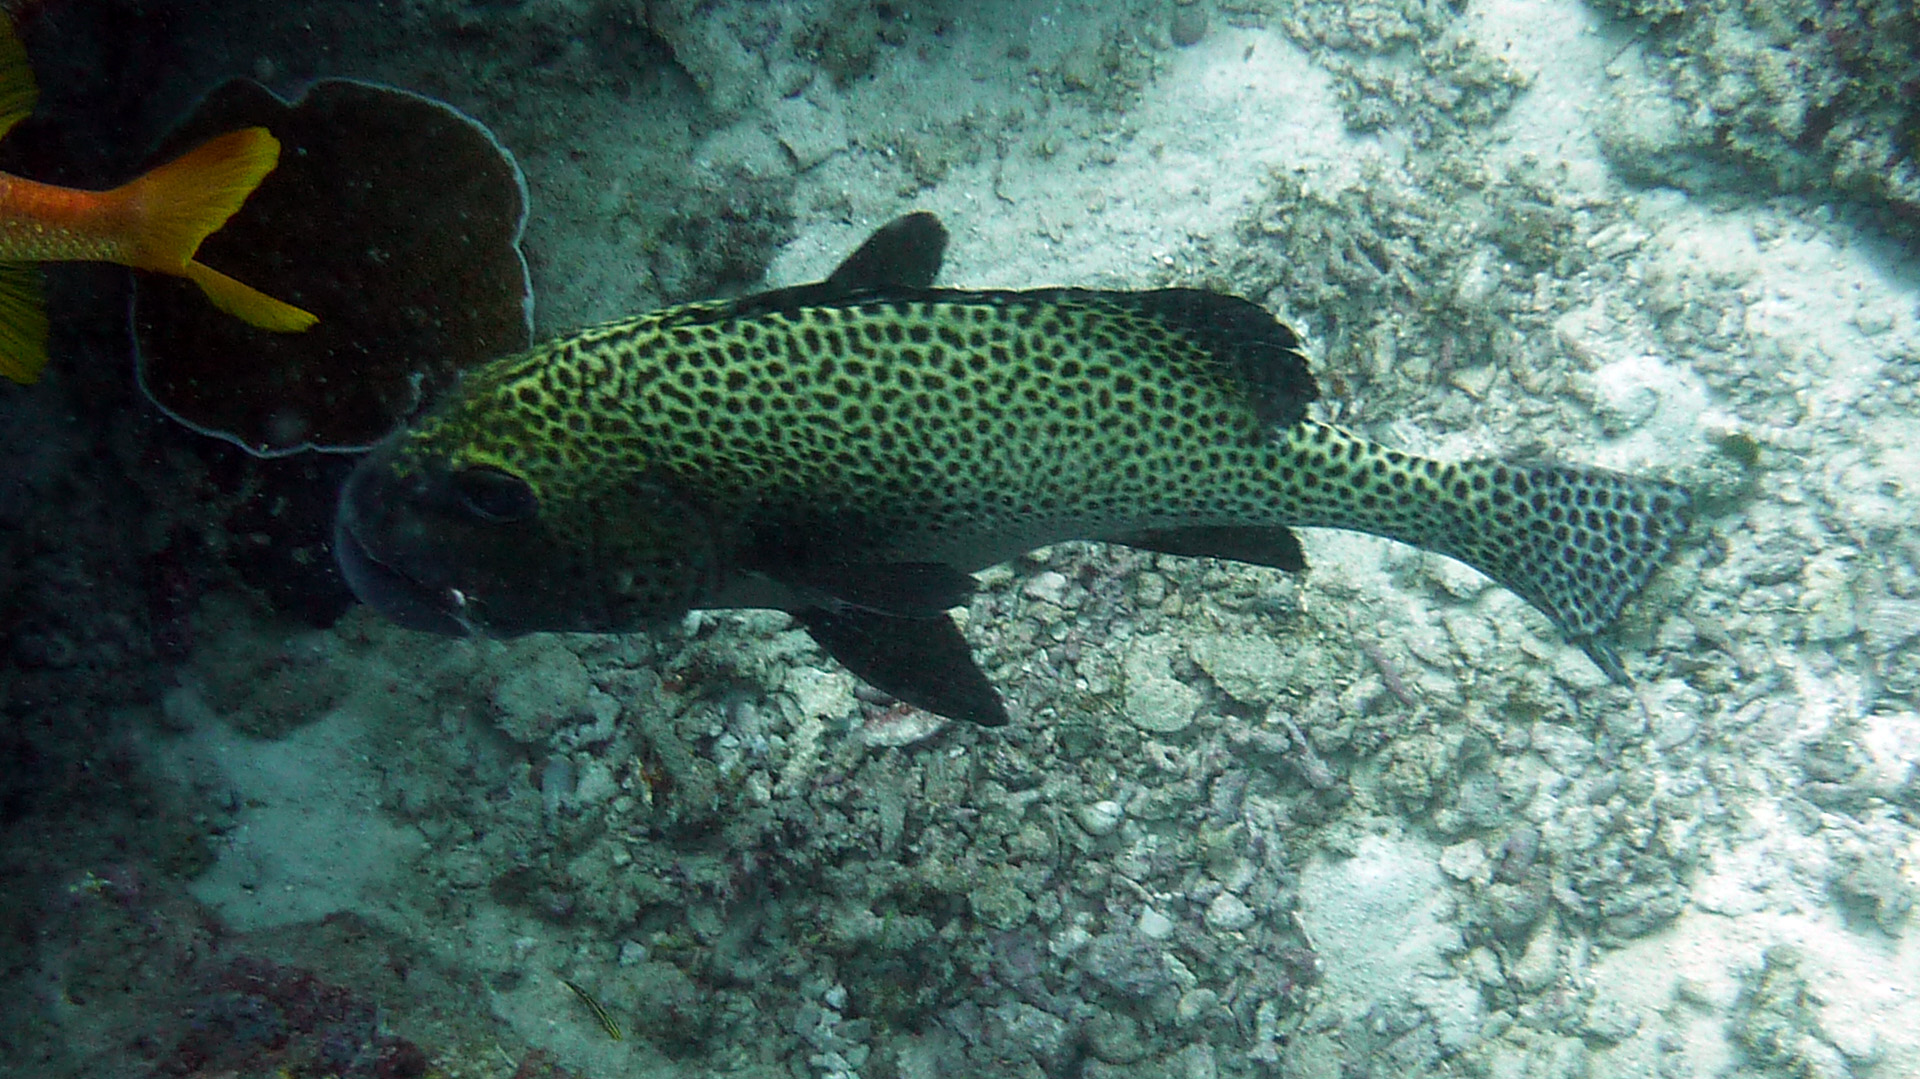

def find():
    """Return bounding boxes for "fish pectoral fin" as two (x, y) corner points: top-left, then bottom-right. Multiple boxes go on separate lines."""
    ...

(1109, 525), (1308, 574)
(795, 607), (1008, 727)
(782, 559), (976, 618)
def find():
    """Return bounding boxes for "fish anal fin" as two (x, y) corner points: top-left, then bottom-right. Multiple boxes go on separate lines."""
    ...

(783, 559), (975, 618)
(0, 262), (48, 384)
(796, 607), (1007, 727)
(1112, 524), (1308, 574)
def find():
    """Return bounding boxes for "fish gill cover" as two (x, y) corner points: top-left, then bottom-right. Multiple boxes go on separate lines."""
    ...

(131, 77), (534, 456)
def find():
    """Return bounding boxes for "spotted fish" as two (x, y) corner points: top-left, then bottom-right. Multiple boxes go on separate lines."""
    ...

(334, 213), (1689, 725)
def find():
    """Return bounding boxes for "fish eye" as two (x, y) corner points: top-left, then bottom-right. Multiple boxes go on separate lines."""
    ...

(451, 465), (539, 523)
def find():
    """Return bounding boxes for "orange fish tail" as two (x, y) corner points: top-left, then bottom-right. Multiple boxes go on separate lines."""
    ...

(183, 259), (317, 332)
(113, 127), (279, 271)
(113, 127), (317, 333)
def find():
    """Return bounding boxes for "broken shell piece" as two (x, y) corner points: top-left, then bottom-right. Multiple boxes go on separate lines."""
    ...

(133, 77), (532, 456)
(858, 705), (948, 748)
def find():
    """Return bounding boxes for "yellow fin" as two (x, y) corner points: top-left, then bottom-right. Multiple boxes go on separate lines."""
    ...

(182, 259), (316, 332)
(0, 18), (38, 143)
(0, 262), (48, 384)
(119, 127), (281, 272)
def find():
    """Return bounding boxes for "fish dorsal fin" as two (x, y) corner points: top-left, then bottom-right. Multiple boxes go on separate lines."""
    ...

(1102, 288), (1318, 431)
(827, 211), (947, 290)
(0, 18), (39, 142)
(705, 212), (948, 323)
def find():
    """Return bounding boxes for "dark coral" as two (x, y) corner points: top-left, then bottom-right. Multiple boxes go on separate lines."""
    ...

(154, 957), (433, 1079)
(133, 77), (533, 456)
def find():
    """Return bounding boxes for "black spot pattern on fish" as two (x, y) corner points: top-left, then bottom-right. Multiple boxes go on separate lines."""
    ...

(398, 287), (1686, 658)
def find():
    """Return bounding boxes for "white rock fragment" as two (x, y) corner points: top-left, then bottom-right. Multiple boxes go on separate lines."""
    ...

(858, 708), (947, 748)
(572, 758), (618, 809)
(1075, 799), (1126, 837)
(1189, 633), (1290, 703)
(1439, 839), (1492, 886)
(1204, 892), (1256, 933)
(1137, 907), (1175, 940)
(645, 0), (771, 118)
(785, 666), (857, 720)
(1448, 364), (1497, 400)
(1852, 300), (1896, 337)
(540, 756), (576, 817)
(491, 639), (599, 743)
(1176, 987), (1218, 1027)
(1512, 915), (1562, 992)
(695, 121), (791, 180)
(1022, 570), (1070, 605)
(1122, 635), (1201, 733)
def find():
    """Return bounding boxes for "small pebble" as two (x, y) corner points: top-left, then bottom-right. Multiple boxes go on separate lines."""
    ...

(1024, 570), (1069, 604)
(1204, 893), (1255, 933)
(1075, 799), (1126, 836)
(1176, 987), (1218, 1026)
(1439, 838), (1491, 885)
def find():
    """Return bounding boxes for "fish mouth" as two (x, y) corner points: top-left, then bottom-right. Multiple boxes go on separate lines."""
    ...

(333, 459), (475, 636)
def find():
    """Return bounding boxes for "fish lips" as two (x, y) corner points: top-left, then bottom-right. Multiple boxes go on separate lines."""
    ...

(333, 454), (478, 636)
(335, 444), (620, 637)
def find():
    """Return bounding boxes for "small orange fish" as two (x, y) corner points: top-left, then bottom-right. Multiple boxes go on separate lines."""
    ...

(0, 19), (315, 384)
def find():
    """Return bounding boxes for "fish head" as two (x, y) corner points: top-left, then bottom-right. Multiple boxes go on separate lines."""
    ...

(333, 375), (719, 638)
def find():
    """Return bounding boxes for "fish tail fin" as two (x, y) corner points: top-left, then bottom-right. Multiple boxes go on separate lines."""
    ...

(182, 259), (318, 332)
(115, 127), (317, 332)
(1424, 458), (1690, 679)
(0, 16), (39, 142)
(1291, 424), (1690, 679)
(117, 127), (279, 271)
(0, 263), (49, 384)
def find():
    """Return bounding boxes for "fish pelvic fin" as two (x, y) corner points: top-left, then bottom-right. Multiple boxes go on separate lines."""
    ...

(0, 261), (47, 384)
(116, 127), (316, 331)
